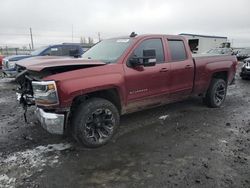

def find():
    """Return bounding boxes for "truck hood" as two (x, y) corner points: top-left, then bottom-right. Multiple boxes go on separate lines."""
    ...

(16, 56), (106, 72)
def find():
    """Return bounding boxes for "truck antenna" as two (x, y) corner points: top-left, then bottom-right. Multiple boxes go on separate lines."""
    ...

(130, 32), (137, 37)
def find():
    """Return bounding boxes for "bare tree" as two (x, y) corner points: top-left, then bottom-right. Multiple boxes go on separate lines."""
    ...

(88, 37), (94, 44)
(80, 36), (87, 44)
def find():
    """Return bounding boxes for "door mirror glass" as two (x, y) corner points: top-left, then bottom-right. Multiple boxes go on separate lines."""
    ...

(143, 49), (155, 57)
(142, 49), (156, 66)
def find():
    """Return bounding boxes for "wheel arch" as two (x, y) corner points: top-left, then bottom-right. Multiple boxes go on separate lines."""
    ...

(70, 87), (123, 115)
(212, 71), (228, 81)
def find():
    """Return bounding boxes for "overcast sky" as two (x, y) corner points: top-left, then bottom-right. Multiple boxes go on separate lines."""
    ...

(0, 0), (250, 48)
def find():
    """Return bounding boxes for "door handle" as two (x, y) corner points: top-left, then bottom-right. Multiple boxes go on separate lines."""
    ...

(159, 68), (169, 72)
(185, 65), (192, 69)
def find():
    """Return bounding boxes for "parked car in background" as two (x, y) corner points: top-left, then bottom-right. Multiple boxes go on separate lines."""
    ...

(16, 33), (237, 148)
(232, 48), (244, 56)
(236, 48), (250, 60)
(2, 44), (84, 77)
(206, 48), (233, 55)
(0, 55), (4, 69)
(240, 58), (250, 79)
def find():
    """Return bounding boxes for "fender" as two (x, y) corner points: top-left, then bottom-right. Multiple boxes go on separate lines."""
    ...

(56, 73), (125, 108)
(204, 60), (235, 90)
(41, 63), (126, 108)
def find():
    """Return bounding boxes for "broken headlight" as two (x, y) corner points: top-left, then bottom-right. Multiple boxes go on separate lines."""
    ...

(32, 81), (59, 106)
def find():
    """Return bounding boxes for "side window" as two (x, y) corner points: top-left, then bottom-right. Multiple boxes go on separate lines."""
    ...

(168, 40), (187, 61)
(62, 46), (70, 56)
(62, 46), (81, 56)
(62, 46), (78, 56)
(44, 46), (63, 56)
(133, 39), (164, 63)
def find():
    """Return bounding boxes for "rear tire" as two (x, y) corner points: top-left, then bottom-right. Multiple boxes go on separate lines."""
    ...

(203, 78), (227, 108)
(71, 98), (120, 148)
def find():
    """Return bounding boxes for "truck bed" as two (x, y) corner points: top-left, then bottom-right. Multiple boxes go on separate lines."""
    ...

(192, 54), (237, 95)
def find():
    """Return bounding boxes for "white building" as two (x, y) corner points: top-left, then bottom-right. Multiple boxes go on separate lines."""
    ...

(180, 33), (228, 54)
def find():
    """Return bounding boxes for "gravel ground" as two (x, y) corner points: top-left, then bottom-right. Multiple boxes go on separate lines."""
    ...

(0, 64), (249, 188)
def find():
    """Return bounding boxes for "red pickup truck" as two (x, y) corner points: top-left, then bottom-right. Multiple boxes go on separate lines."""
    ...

(16, 34), (237, 147)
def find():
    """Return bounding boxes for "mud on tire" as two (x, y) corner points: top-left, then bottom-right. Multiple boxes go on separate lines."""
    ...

(71, 98), (120, 148)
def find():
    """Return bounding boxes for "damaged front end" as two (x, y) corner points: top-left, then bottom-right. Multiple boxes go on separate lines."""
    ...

(15, 60), (107, 135)
(15, 69), (65, 135)
(15, 70), (36, 121)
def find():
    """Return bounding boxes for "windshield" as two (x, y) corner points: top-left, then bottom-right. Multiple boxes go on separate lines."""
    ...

(81, 38), (132, 63)
(31, 46), (49, 56)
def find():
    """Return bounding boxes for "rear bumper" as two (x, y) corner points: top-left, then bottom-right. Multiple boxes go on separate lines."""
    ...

(35, 108), (65, 135)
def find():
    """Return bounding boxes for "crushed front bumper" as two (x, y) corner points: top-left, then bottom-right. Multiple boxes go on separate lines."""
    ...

(3, 70), (18, 77)
(35, 108), (65, 135)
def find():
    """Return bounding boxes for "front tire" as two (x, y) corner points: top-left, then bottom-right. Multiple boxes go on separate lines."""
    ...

(203, 78), (227, 108)
(71, 98), (120, 148)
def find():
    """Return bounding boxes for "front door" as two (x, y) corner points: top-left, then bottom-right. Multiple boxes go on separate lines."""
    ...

(124, 38), (170, 113)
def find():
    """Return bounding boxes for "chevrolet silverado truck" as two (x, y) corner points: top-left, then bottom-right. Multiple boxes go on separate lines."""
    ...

(15, 33), (237, 148)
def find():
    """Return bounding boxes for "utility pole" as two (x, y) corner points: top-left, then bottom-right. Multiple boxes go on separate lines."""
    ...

(30, 27), (34, 50)
(71, 24), (74, 43)
(6, 46), (8, 56)
(29, 44), (32, 52)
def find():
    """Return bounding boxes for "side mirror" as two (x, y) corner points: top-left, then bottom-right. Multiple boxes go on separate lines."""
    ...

(129, 49), (157, 67)
(129, 57), (142, 67)
(142, 49), (156, 66)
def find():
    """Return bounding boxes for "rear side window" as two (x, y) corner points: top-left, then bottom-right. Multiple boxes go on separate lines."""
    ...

(62, 46), (71, 56)
(168, 40), (187, 61)
(44, 46), (63, 56)
(133, 39), (164, 63)
(62, 46), (78, 56)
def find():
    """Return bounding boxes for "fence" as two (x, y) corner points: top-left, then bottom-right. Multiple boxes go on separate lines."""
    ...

(0, 47), (32, 56)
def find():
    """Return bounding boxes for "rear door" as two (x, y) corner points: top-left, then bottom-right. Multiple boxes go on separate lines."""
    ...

(166, 39), (195, 98)
(61, 46), (72, 56)
(124, 38), (171, 112)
